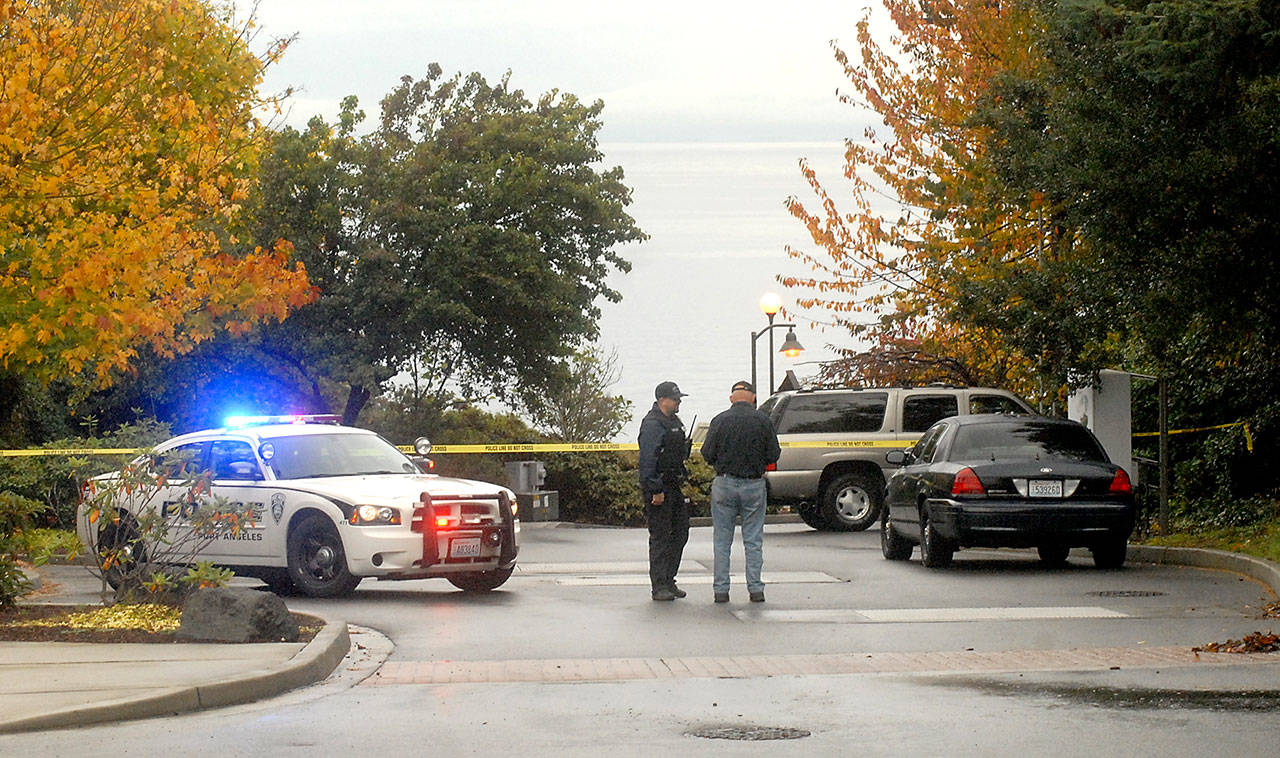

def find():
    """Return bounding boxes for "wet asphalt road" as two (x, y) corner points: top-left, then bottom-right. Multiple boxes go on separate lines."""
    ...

(7, 522), (1279, 756)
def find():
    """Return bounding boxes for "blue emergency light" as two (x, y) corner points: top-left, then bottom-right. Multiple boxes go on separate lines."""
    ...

(224, 414), (343, 428)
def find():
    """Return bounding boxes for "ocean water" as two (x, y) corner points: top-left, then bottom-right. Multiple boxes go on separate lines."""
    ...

(595, 142), (854, 441)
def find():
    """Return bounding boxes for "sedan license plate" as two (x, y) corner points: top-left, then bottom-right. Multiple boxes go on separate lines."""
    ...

(1029, 479), (1064, 498)
(449, 537), (482, 558)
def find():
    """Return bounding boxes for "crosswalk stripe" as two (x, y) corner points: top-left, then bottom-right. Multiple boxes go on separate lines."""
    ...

(745, 606), (1129, 623)
(364, 646), (1274, 685)
(551, 571), (839, 586)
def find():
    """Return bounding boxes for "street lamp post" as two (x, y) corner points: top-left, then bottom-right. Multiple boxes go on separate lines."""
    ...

(750, 293), (804, 394)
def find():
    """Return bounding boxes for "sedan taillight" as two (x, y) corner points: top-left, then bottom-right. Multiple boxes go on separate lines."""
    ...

(952, 467), (986, 495)
(1109, 468), (1133, 494)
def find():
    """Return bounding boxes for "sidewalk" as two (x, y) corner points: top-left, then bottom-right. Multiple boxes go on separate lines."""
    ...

(0, 567), (351, 734)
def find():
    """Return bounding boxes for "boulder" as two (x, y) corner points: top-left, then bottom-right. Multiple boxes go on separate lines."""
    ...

(177, 587), (299, 643)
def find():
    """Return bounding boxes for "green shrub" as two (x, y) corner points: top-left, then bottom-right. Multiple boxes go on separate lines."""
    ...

(0, 418), (171, 529)
(544, 451), (643, 525)
(0, 491), (45, 606)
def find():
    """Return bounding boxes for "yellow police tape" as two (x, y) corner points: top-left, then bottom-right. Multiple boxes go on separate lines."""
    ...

(0, 440), (916, 457)
(1132, 421), (1253, 453)
(0, 423), (1255, 457)
(0, 448), (140, 457)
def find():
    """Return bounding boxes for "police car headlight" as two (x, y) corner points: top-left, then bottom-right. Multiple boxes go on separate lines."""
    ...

(351, 505), (401, 526)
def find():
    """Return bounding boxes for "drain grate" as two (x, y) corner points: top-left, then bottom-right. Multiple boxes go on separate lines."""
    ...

(686, 726), (811, 741)
(1090, 590), (1166, 597)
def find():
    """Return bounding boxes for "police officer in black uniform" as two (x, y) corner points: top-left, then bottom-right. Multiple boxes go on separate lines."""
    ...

(638, 381), (691, 601)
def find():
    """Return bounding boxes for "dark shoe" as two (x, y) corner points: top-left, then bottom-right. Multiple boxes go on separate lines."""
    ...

(714, 592), (729, 604)
(652, 587), (676, 601)
(669, 583), (687, 599)
(749, 591), (766, 603)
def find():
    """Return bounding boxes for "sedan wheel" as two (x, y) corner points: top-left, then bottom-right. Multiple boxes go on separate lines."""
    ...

(919, 510), (954, 568)
(1037, 544), (1071, 567)
(820, 473), (882, 532)
(881, 512), (913, 561)
(1091, 537), (1128, 569)
(287, 515), (362, 597)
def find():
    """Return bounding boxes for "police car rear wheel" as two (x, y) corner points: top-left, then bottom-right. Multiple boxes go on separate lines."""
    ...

(447, 566), (514, 592)
(287, 515), (362, 597)
(97, 517), (144, 591)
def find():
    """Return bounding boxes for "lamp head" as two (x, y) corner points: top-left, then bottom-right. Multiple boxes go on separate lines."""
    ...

(780, 328), (804, 358)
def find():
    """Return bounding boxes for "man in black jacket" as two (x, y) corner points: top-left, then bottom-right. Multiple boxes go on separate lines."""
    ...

(637, 381), (691, 601)
(700, 380), (781, 603)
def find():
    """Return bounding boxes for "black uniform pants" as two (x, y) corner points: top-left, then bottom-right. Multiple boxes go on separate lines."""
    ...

(646, 482), (689, 590)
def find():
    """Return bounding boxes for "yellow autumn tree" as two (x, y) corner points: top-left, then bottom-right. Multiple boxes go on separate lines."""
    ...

(784, 0), (1054, 399)
(0, 0), (314, 386)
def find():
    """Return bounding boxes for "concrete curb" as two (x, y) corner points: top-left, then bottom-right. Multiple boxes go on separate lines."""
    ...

(1129, 544), (1280, 597)
(0, 617), (350, 734)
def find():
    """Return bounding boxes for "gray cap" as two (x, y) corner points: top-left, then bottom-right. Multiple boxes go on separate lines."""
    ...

(655, 381), (688, 400)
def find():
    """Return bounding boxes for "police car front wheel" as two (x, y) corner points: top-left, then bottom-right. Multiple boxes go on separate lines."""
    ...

(287, 514), (362, 597)
(447, 566), (514, 592)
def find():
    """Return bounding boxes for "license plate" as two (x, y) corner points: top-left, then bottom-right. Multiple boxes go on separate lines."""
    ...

(1029, 480), (1063, 498)
(449, 537), (482, 558)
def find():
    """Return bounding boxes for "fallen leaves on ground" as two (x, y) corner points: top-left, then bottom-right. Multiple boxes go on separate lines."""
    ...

(1192, 631), (1280, 654)
(0, 604), (320, 643)
(1262, 601), (1280, 619)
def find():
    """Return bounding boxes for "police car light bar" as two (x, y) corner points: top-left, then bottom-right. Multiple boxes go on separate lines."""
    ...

(225, 414), (343, 428)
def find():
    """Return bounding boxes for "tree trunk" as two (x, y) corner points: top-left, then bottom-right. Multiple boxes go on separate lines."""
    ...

(343, 385), (371, 426)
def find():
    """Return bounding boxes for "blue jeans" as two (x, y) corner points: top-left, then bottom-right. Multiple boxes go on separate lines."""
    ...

(711, 475), (766, 594)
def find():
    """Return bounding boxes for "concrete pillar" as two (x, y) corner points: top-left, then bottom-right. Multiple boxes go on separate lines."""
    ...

(1067, 369), (1135, 483)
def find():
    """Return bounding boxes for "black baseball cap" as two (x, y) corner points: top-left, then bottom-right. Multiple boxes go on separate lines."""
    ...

(731, 380), (755, 393)
(655, 381), (688, 400)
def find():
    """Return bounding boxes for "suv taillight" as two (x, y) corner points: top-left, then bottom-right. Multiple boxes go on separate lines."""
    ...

(1109, 468), (1132, 494)
(765, 462), (777, 472)
(952, 467), (986, 495)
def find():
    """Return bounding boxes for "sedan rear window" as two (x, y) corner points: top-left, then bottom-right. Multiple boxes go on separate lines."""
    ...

(949, 421), (1107, 463)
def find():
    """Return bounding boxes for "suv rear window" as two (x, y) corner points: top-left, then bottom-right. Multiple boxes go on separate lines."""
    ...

(902, 395), (959, 433)
(949, 421), (1107, 463)
(970, 394), (1028, 415)
(775, 392), (887, 434)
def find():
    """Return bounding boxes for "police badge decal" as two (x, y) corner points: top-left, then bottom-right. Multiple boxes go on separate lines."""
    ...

(271, 493), (285, 525)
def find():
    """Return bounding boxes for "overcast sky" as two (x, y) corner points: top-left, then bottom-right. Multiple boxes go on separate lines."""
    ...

(254, 0), (877, 143)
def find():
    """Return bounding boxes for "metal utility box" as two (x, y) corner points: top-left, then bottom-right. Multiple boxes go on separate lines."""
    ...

(516, 490), (560, 522)
(1068, 369), (1136, 483)
(504, 461), (546, 492)
(504, 461), (559, 521)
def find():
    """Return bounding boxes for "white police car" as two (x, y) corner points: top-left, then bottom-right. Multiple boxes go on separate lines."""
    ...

(77, 415), (519, 597)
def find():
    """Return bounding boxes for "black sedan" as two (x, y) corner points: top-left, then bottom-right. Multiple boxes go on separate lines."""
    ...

(880, 414), (1135, 569)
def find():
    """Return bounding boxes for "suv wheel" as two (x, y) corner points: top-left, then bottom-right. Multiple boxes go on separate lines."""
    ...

(881, 512), (913, 560)
(287, 514), (362, 597)
(820, 472), (882, 532)
(919, 509), (954, 568)
(797, 502), (827, 529)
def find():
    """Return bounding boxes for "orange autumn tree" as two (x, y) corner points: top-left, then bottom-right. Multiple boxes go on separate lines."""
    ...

(785, 0), (1056, 401)
(0, 0), (314, 387)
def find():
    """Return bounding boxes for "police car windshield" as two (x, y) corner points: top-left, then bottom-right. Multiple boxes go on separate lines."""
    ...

(264, 433), (418, 480)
